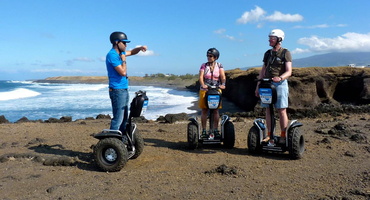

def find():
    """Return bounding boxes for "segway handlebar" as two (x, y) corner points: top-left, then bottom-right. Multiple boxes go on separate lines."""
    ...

(256, 78), (272, 82)
(135, 90), (146, 96)
(205, 83), (222, 89)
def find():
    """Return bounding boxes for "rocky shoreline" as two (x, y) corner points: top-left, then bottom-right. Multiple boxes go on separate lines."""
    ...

(1, 70), (370, 199)
(4, 67), (370, 124)
(2, 101), (370, 125)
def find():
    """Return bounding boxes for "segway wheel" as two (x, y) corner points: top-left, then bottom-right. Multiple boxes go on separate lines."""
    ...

(288, 127), (305, 159)
(223, 121), (235, 149)
(94, 138), (128, 172)
(130, 129), (144, 159)
(248, 126), (262, 154)
(187, 122), (198, 150)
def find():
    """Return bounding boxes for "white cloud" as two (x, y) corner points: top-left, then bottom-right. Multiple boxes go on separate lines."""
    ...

(137, 49), (156, 56)
(291, 48), (311, 54)
(73, 57), (94, 62)
(66, 57), (95, 66)
(133, 46), (156, 56)
(257, 23), (264, 28)
(265, 11), (303, 22)
(30, 68), (102, 74)
(213, 29), (243, 42)
(292, 32), (370, 54)
(214, 29), (226, 34)
(237, 6), (303, 25)
(237, 6), (266, 24)
(98, 56), (105, 62)
(225, 35), (236, 40)
(31, 68), (85, 73)
(293, 24), (347, 29)
(336, 24), (347, 27)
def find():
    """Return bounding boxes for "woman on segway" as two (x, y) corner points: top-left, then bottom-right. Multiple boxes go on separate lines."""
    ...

(255, 29), (292, 144)
(198, 48), (226, 139)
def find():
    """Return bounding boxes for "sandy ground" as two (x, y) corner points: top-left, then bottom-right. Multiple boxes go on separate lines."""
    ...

(0, 113), (369, 200)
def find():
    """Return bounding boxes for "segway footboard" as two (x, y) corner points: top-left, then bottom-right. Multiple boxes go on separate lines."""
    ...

(94, 129), (123, 140)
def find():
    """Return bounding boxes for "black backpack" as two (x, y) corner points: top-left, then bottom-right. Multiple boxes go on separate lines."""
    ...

(264, 48), (287, 67)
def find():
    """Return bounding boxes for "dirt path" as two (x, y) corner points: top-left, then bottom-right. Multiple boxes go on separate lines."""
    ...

(0, 114), (369, 199)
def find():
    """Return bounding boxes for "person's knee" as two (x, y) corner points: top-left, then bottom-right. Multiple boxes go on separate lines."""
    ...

(277, 108), (288, 118)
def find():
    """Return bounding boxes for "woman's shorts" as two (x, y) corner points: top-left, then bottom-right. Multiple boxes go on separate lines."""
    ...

(261, 80), (289, 109)
(198, 89), (223, 109)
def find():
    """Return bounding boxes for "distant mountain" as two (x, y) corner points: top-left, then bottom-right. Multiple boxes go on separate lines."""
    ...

(293, 52), (370, 67)
(244, 52), (370, 69)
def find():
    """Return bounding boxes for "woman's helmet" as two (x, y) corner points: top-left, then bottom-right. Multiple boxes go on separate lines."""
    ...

(207, 48), (220, 59)
(110, 31), (131, 44)
(269, 29), (285, 42)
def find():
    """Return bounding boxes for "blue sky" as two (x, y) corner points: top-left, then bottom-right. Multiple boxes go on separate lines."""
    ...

(0, 0), (369, 80)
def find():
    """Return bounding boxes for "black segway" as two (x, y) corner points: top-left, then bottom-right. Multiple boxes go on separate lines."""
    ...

(248, 78), (304, 159)
(187, 84), (235, 149)
(93, 90), (148, 172)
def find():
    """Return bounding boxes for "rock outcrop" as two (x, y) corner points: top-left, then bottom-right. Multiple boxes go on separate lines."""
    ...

(188, 67), (370, 112)
(0, 115), (9, 124)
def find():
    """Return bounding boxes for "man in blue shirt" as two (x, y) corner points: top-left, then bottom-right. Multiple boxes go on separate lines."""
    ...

(106, 31), (147, 133)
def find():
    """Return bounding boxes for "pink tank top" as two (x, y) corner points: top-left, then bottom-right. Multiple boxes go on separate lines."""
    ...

(199, 62), (224, 88)
(200, 62), (223, 80)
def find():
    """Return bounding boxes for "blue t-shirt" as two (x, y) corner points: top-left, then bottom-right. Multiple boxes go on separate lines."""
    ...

(106, 48), (129, 89)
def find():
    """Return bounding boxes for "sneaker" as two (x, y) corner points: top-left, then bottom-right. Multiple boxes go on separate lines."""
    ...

(214, 129), (221, 138)
(201, 130), (208, 138)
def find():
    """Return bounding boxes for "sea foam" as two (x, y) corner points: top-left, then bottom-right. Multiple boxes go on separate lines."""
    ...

(0, 81), (198, 122)
(0, 88), (41, 101)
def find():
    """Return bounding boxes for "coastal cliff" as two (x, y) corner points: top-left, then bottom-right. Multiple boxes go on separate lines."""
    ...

(188, 67), (370, 113)
(224, 67), (370, 111)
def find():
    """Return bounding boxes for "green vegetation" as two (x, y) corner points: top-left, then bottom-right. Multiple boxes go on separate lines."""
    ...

(131, 73), (199, 88)
(144, 73), (198, 81)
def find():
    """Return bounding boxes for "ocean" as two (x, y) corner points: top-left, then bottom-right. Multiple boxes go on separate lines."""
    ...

(0, 80), (198, 123)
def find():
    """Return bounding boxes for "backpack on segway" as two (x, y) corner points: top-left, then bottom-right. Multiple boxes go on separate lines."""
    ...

(247, 79), (304, 159)
(93, 90), (148, 172)
(187, 84), (235, 149)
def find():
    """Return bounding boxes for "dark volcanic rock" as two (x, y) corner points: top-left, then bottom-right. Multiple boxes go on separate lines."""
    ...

(96, 114), (111, 119)
(190, 67), (370, 116)
(44, 118), (60, 123)
(0, 115), (9, 124)
(164, 113), (189, 123)
(60, 116), (72, 122)
(15, 117), (30, 123)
